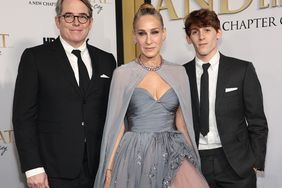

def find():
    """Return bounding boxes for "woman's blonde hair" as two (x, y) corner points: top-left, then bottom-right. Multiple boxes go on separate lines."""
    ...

(133, 3), (164, 30)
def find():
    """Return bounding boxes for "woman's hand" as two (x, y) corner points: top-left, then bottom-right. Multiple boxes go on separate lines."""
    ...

(104, 169), (112, 188)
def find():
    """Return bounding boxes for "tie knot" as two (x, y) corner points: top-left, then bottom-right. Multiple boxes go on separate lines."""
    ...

(202, 63), (210, 72)
(72, 49), (81, 58)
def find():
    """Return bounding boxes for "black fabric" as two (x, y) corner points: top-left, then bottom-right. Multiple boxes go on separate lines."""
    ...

(199, 63), (210, 136)
(199, 148), (256, 188)
(13, 37), (116, 178)
(183, 54), (268, 178)
(72, 49), (90, 95)
(48, 146), (94, 188)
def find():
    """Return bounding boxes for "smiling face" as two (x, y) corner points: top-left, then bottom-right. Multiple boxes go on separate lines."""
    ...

(186, 26), (222, 62)
(55, 0), (93, 48)
(133, 15), (166, 60)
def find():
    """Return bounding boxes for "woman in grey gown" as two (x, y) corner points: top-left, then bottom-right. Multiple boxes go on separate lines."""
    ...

(94, 3), (209, 188)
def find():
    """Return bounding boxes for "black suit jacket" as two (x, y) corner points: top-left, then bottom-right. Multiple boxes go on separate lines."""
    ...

(13, 38), (116, 178)
(183, 53), (268, 177)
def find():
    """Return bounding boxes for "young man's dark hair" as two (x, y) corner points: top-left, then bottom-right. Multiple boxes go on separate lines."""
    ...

(184, 9), (220, 36)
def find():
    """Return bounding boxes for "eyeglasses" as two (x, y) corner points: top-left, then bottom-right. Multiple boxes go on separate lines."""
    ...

(60, 13), (91, 24)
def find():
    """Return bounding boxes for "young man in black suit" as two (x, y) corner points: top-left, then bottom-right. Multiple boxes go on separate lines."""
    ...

(12, 0), (116, 187)
(183, 9), (268, 188)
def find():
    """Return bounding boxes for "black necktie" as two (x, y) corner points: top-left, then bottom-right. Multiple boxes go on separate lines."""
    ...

(72, 50), (90, 95)
(200, 63), (210, 136)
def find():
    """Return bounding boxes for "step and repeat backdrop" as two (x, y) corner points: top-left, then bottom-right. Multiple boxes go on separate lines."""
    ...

(0, 0), (116, 187)
(150, 0), (282, 187)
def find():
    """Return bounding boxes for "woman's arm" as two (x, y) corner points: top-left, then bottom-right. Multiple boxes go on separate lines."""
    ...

(104, 122), (125, 188)
(175, 107), (192, 146)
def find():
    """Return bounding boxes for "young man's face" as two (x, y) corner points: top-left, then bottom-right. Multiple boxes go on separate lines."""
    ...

(187, 26), (222, 62)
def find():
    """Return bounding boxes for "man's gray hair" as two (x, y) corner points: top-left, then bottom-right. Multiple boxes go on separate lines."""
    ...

(55, 0), (93, 17)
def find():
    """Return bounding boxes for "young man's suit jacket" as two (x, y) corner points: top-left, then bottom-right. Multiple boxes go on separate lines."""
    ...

(183, 53), (268, 177)
(13, 37), (116, 178)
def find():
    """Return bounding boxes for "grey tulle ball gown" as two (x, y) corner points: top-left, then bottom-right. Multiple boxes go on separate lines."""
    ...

(109, 87), (209, 188)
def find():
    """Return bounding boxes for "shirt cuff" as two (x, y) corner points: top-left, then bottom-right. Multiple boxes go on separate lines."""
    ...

(25, 167), (45, 178)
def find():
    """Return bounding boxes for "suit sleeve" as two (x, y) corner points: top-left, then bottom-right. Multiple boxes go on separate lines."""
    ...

(243, 62), (268, 170)
(13, 49), (43, 172)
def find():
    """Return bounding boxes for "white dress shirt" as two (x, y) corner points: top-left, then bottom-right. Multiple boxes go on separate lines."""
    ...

(60, 37), (93, 83)
(25, 37), (92, 178)
(196, 51), (222, 150)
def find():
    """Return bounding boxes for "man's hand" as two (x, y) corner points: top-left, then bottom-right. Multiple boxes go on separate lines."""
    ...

(27, 172), (49, 188)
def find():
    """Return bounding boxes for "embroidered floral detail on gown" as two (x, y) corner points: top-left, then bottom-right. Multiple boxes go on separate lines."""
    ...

(110, 88), (209, 188)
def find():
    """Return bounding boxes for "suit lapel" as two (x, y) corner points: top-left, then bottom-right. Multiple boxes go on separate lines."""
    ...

(52, 38), (82, 96)
(187, 60), (200, 115)
(216, 54), (230, 109)
(86, 44), (98, 93)
(186, 60), (200, 143)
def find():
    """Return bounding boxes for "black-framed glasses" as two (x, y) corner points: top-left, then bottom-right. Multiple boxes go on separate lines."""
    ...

(60, 13), (91, 24)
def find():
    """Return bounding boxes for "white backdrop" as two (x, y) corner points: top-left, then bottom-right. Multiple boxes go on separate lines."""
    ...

(0, 0), (116, 187)
(152, 0), (282, 187)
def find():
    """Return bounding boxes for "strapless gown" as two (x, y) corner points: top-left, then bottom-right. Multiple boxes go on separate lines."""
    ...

(110, 88), (209, 188)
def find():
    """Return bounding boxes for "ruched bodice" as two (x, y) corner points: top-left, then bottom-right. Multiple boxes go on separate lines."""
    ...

(126, 88), (179, 132)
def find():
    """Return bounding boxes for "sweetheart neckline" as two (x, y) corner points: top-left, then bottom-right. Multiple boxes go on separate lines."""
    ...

(135, 87), (174, 102)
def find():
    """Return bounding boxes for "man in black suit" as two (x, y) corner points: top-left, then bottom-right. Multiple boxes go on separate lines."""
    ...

(12, 0), (116, 187)
(183, 9), (268, 188)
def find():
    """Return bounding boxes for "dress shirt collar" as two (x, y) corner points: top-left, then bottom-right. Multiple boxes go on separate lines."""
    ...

(195, 51), (220, 71)
(59, 37), (87, 55)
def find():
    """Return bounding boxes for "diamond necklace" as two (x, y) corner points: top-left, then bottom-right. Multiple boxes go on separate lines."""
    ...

(136, 56), (163, 71)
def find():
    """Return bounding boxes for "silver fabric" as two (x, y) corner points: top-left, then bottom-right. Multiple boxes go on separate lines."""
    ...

(110, 87), (198, 187)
